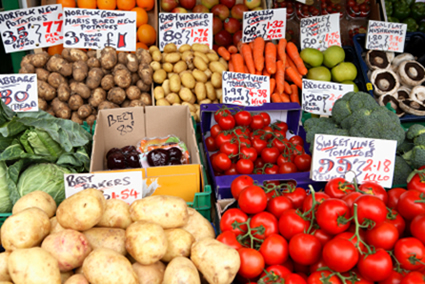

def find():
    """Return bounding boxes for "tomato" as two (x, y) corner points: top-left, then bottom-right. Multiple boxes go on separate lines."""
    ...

(215, 132), (233, 148)
(225, 163), (238, 175)
(259, 234), (289, 265)
(289, 233), (322, 265)
(284, 273), (307, 284)
(238, 138), (252, 148)
(302, 192), (330, 215)
(210, 124), (222, 138)
(294, 154), (312, 172)
(342, 192), (363, 210)
(336, 232), (366, 254)
(236, 159), (254, 175)
(250, 212), (278, 240)
(261, 147), (280, 164)
(310, 257), (327, 273)
(214, 109), (231, 122)
(240, 146), (257, 162)
(322, 238), (359, 272)
(218, 115), (235, 130)
(220, 142), (238, 156)
(407, 167), (425, 193)
(263, 126), (274, 140)
(386, 209), (406, 236)
(289, 135), (304, 147)
(220, 208), (248, 236)
(238, 248), (265, 279)
(377, 270), (404, 284)
(278, 162), (298, 174)
(353, 195), (387, 229)
(357, 249), (393, 282)
(365, 222), (399, 250)
(264, 164), (279, 175)
(325, 178), (355, 199)
(250, 115), (265, 130)
(313, 229), (333, 246)
(234, 127), (250, 138)
(213, 153), (231, 171)
(259, 112), (271, 126)
(277, 154), (292, 166)
(397, 190), (425, 220)
(272, 137), (288, 153)
(205, 136), (217, 152)
(274, 121), (288, 133)
(238, 185), (267, 214)
(359, 181), (389, 205)
(254, 157), (265, 169)
(284, 187), (307, 209)
(394, 238), (425, 271)
(216, 231), (243, 250)
(388, 188), (407, 209)
(308, 271), (342, 284)
(411, 214), (425, 245)
(252, 138), (268, 155)
(316, 198), (351, 235)
(400, 271), (425, 284)
(260, 265), (291, 280)
(231, 175), (254, 200)
(342, 271), (373, 284)
(235, 111), (252, 127)
(267, 195), (293, 219)
(250, 129), (265, 141)
(290, 145), (305, 161)
(278, 209), (310, 240)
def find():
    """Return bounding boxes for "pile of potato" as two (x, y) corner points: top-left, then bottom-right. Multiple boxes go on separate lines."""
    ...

(20, 47), (154, 126)
(151, 43), (226, 122)
(0, 189), (240, 284)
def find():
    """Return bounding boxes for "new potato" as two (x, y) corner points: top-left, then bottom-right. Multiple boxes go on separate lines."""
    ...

(132, 261), (165, 284)
(12, 190), (56, 218)
(96, 199), (132, 229)
(163, 257), (200, 284)
(83, 228), (126, 255)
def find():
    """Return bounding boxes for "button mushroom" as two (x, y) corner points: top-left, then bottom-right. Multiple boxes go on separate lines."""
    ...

(399, 85), (425, 116)
(378, 93), (405, 117)
(366, 50), (393, 70)
(391, 53), (415, 72)
(398, 60), (425, 88)
(397, 86), (411, 101)
(370, 69), (400, 97)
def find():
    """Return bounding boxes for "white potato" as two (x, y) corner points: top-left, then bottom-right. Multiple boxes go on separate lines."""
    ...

(181, 208), (215, 242)
(162, 228), (195, 262)
(163, 257), (200, 284)
(0, 253), (11, 282)
(64, 274), (89, 284)
(97, 199), (132, 229)
(12, 190), (57, 217)
(132, 261), (165, 284)
(83, 228), (126, 255)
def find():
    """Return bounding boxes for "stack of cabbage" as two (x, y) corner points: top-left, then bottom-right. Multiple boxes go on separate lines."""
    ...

(0, 100), (92, 213)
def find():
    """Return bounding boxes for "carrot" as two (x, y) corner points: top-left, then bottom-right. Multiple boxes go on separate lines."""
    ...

(256, 70), (262, 75)
(228, 45), (238, 54)
(263, 69), (270, 77)
(253, 37), (265, 72)
(237, 41), (244, 54)
(244, 65), (249, 73)
(249, 41), (254, 51)
(286, 66), (303, 89)
(278, 39), (287, 82)
(265, 42), (277, 75)
(218, 46), (231, 61)
(271, 93), (283, 103)
(276, 60), (285, 94)
(290, 84), (300, 105)
(270, 78), (276, 94)
(280, 93), (291, 103)
(232, 54), (245, 73)
(229, 60), (235, 72)
(287, 42), (308, 76)
(242, 44), (256, 74)
(284, 81), (292, 94)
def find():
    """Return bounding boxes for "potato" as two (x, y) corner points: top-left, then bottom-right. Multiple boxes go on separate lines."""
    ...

(61, 271), (73, 284)
(68, 94), (84, 111)
(154, 86), (165, 100)
(125, 221), (167, 265)
(0, 253), (11, 282)
(211, 72), (222, 88)
(130, 195), (188, 229)
(89, 88), (106, 108)
(126, 53), (138, 72)
(167, 72), (176, 79)
(126, 85), (141, 100)
(19, 63), (35, 74)
(165, 93), (181, 104)
(205, 82), (217, 101)
(204, 69), (212, 80)
(179, 88), (194, 103)
(193, 57), (207, 71)
(164, 43), (177, 53)
(36, 68), (50, 81)
(152, 50), (162, 62)
(219, 58), (228, 70)
(137, 79), (151, 92)
(150, 61), (161, 71)
(192, 69), (208, 83)
(30, 52), (50, 68)
(100, 47), (117, 70)
(1, 208), (50, 251)
(156, 99), (171, 106)
(149, 45), (160, 55)
(41, 230), (92, 272)
(209, 61), (227, 74)
(12, 190), (56, 218)
(194, 82), (207, 101)
(131, 72), (139, 85)
(97, 199), (132, 229)
(174, 61), (188, 74)
(191, 238), (240, 284)
(48, 72), (67, 88)
(47, 55), (72, 77)
(163, 257), (200, 284)
(71, 82), (91, 99)
(132, 261), (165, 284)
(141, 93), (152, 105)
(87, 57), (100, 69)
(165, 53), (181, 63)
(114, 69), (132, 88)
(162, 229), (195, 262)
(181, 208), (215, 242)
(83, 248), (138, 284)
(50, 216), (66, 234)
(86, 115), (96, 126)
(192, 43), (210, 53)
(136, 48), (152, 65)
(216, 89), (223, 100)
(162, 62), (173, 73)
(83, 228), (126, 255)
(69, 49), (88, 62)
(38, 80), (56, 101)
(207, 52), (219, 62)
(153, 69), (167, 84)
(72, 61), (88, 82)
(107, 87), (126, 105)
(194, 52), (209, 64)
(8, 247), (61, 284)
(199, 99), (212, 104)
(162, 79), (171, 95)
(178, 44), (190, 53)
(77, 104), (93, 119)
(169, 74), (181, 93)
(56, 188), (106, 231)
(64, 274), (89, 284)
(181, 72), (196, 89)
(181, 51), (194, 62)
(182, 102), (196, 113)
(100, 74), (114, 91)
(57, 83), (71, 102)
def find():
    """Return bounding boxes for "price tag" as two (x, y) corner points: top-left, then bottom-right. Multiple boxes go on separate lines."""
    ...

(0, 74), (38, 112)
(365, 20), (407, 53)
(242, 9), (286, 43)
(64, 171), (143, 204)
(300, 13), (341, 51)
(222, 71), (270, 106)
(158, 13), (213, 51)
(0, 5), (63, 53)
(63, 8), (137, 51)
(301, 79), (353, 115)
(311, 134), (397, 188)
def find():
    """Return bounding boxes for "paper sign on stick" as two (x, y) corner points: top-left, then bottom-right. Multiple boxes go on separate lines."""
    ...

(242, 9), (286, 43)
(365, 20), (407, 53)
(0, 74), (38, 112)
(300, 13), (341, 51)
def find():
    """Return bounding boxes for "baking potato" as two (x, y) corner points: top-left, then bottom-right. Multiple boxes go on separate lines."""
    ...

(205, 82), (217, 101)
(114, 69), (132, 88)
(192, 69), (208, 83)
(130, 195), (188, 229)
(181, 73), (195, 89)
(162, 62), (173, 73)
(192, 43), (209, 53)
(125, 221), (167, 265)
(78, 104), (93, 119)
(8, 247), (61, 284)
(69, 48), (88, 62)
(209, 61), (227, 75)
(0, 253), (11, 282)
(162, 229), (195, 262)
(139, 64), (153, 85)
(174, 61), (187, 74)
(71, 82), (91, 99)
(150, 61), (161, 71)
(181, 208), (215, 242)
(191, 238), (240, 284)
(165, 93), (181, 104)
(180, 88), (195, 103)
(57, 83), (71, 102)
(19, 63), (35, 74)
(64, 274), (89, 284)
(12, 190), (56, 218)
(86, 115), (96, 127)
(50, 216), (66, 234)
(83, 248), (138, 284)
(194, 82), (207, 101)
(152, 50), (162, 62)
(164, 43), (177, 53)
(165, 53), (181, 64)
(211, 72), (222, 88)
(163, 257), (200, 284)
(169, 74), (182, 93)
(126, 53), (138, 72)
(72, 61), (88, 82)
(87, 57), (100, 69)
(156, 98), (171, 106)
(56, 188), (106, 231)
(154, 86), (165, 100)
(68, 94), (84, 111)
(83, 228), (126, 255)
(132, 261), (165, 284)
(153, 69), (167, 84)
(97, 199), (132, 229)
(30, 52), (50, 68)
(193, 57), (207, 71)
(47, 55), (73, 77)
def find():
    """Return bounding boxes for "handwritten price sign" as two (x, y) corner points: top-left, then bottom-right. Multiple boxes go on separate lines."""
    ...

(301, 79), (353, 115)
(222, 72), (270, 106)
(63, 8), (137, 51)
(311, 134), (397, 188)
(64, 171), (143, 204)
(300, 13), (340, 51)
(242, 9), (286, 43)
(365, 20), (407, 53)
(0, 5), (63, 53)
(0, 74), (38, 112)
(158, 13), (213, 51)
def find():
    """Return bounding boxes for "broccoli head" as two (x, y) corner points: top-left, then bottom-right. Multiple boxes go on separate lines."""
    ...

(397, 139), (414, 155)
(414, 133), (425, 147)
(406, 124), (425, 140)
(331, 92), (379, 124)
(402, 145), (425, 169)
(393, 155), (413, 185)
(304, 117), (341, 144)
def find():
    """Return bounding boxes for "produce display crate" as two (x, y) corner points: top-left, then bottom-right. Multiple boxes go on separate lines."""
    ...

(353, 32), (425, 123)
(200, 103), (317, 199)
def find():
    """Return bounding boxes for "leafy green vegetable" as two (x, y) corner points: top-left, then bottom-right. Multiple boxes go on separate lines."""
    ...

(0, 161), (13, 213)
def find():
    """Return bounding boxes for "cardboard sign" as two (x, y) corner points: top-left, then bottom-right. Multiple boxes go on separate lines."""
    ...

(300, 13), (341, 51)
(0, 5), (63, 53)
(311, 134), (397, 188)
(242, 9), (286, 43)
(64, 171), (143, 204)
(365, 20), (407, 53)
(63, 8), (137, 51)
(0, 74), (38, 112)
(158, 13), (213, 51)
(222, 71), (270, 106)
(301, 79), (354, 115)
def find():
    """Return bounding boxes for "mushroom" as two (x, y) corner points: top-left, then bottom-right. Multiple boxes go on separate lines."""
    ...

(378, 93), (405, 117)
(410, 85), (425, 103)
(366, 50), (393, 70)
(398, 60), (425, 88)
(397, 86), (411, 101)
(399, 86), (425, 116)
(370, 69), (400, 97)
(391, 53), (415, 72)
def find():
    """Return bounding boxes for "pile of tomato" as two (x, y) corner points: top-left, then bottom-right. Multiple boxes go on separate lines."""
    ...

(205, 108), (312, 176)
(217, 172), (425, 284)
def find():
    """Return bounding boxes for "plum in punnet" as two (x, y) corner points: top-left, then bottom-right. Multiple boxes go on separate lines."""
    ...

(233, 30), (243, 45)
(107, 151), (126, 170)
(213, 17), (223, 35)
(224, 17), (241, 34)
(168, 147), (183, 161)
(220, 0), (236, 9)
(169, 159), (182, 165)
(126, 153), (141, 168)
(106, 148), (121, 158)
(214, 29), (233, 46)
(211, 4), (230, 21)
(147, 149), (170, 167)
(179, 0), (196, 10)
(121, 145), (137, 155)
(193, 4), (210, 12)
(231, 4), (248, 20)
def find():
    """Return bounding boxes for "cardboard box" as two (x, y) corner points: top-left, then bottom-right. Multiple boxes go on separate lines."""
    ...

(90, 106), (204, 202)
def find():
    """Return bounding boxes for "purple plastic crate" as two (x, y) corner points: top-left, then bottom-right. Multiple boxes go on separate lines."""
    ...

(200, 103), (320, 199)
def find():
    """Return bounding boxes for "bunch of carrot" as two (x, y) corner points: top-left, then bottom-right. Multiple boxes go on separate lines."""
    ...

(217, 38), (308, 104)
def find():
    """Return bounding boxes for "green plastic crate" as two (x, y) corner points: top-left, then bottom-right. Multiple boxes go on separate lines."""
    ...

(0, 213), (11, 227)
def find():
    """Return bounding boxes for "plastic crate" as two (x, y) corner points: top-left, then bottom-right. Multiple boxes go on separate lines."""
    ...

(0, 213), (10, 227)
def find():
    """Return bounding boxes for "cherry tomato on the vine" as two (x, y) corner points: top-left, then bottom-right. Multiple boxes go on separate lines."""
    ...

(220, 208), (248, 236)
(259, 234), (289, 265)
(325, 177), (355, 199)
(236, 159), (254, 174)
(250, 211), (278, 240)
(289, 233), (322, 265)
(322, 238), (359, 272)
(278, 162), (298, 174)
(316, 198), (351, 235)
(205, 136), (217, 152)
(261, 147), (280, 164)
(234, 110), (252, 127)
(294, 154), (312, 172)
(231, 175), (254, 200)
(238, 248), (265, 279)
(218, 115), (235, 130)
(289, 135), (304, 147)
(267, 195), (293, 219)
(259, 112), (271, 126)
(250, 115), (265, 130)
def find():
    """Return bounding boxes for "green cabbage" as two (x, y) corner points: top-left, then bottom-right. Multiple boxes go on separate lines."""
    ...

(0, 161), (12, 213)
(20, 128), (64, 158)
(16, 163), (71, 205)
